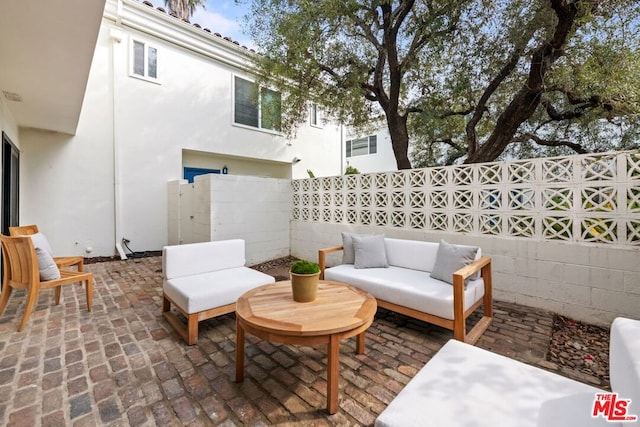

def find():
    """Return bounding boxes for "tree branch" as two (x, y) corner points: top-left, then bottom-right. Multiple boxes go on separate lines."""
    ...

(466, 51), (522, 156)
(513, 133), (588, 154)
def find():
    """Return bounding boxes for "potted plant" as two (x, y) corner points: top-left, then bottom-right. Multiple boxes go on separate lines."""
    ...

(290, 259), (320, 302)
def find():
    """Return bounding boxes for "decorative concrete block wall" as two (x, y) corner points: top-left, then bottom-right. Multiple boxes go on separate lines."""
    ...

(290, 151), (640, 326)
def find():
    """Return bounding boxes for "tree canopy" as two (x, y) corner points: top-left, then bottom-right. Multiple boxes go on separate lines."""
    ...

(243, 0), (640, 168)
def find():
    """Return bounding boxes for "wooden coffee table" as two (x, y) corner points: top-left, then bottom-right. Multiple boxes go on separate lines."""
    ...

(235, 280), (377, 414)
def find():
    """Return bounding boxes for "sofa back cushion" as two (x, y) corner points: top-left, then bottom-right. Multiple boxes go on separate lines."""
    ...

(609, 317), (640, 419)
(163, 239), (246, 280)
(384, 238), (440, 272)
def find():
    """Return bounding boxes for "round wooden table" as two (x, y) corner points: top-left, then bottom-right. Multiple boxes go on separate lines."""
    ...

(235, 280), (377, 414)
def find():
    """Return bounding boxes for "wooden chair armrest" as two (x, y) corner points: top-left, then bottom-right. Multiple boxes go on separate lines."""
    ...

(318, 246), (344, 279)
(452, 256), (492, 281)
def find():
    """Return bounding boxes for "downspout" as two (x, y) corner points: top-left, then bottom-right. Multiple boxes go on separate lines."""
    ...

(340, 123), (345, 175)
(111, 0), (127, 259)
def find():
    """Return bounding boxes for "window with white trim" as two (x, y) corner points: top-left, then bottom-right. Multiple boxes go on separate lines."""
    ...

(131, 39), (158, 81)
(234, 76), (281, 131)
(310, 103), (322, 127)
(346, 135), (377, 157)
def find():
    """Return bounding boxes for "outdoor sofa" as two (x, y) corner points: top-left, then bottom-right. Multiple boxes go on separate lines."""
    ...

(319, 234), (493, 344)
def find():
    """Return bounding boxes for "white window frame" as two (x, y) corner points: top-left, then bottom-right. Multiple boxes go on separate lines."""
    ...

(129, 38), (160, 84)
(346, 135), (378, 157)
(232, 75), (282, 134)
(310, 103), (323, 128)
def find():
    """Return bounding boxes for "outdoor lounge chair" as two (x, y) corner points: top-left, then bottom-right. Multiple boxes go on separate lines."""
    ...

(9, 224), (84, 271)
(0, 235), (93, 331)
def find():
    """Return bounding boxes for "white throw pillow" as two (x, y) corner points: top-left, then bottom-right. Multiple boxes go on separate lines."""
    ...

(35, 247), (61, 281)
(430, 239), (479, 285)
(28, 233), (61, 281)
(352, 234), (389, 269)
(29, 232), (54, 255)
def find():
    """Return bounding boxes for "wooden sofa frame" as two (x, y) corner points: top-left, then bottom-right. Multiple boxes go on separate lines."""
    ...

(319, 245), (493, 344)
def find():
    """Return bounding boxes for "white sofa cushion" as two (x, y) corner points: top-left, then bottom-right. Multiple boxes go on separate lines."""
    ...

(610, 317), (640, 420)
(383, 238), (439, 272)
(164, 267), (275, 314)
(324, 264), (484, 320)
(375, 339), (609, 427)
(163, 239), (246, 280)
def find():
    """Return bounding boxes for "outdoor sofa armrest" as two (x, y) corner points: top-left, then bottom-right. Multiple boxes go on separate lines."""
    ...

(451, 256), (493, 342)
(318, 245), (344, 279)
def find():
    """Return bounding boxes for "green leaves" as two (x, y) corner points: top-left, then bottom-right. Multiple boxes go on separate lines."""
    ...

(243, 0), (640, 167)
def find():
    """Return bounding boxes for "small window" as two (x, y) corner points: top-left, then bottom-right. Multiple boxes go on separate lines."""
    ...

(131, 39), (159, 81)
(310, 104), (322, 127)
(233, 76), (281, 132)
(346, 135), (377, 157)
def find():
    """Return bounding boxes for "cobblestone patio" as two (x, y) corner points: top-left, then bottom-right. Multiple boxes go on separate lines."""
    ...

(0, 256), (610, 426)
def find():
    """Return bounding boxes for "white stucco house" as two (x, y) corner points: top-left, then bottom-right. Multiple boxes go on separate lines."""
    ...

(344, 126), (398, 174)
(0, 0), (343, 258)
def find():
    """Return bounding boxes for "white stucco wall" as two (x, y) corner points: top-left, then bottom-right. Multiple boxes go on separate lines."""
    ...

(0, 97), (19, 146)
(168, 174), (291, 264)
(344, 127), (398, 174)
(17, 0), (342, 257)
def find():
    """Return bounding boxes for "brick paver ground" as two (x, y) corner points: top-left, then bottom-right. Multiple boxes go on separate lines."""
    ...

(0, 256), (609, 426)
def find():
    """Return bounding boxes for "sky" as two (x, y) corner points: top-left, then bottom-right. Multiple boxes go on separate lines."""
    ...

(149, 0), (253, 47)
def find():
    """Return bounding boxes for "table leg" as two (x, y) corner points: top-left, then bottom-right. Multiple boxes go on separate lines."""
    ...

(356, 331), (365, 355)
(327, 334), (339, 414)
(235, 317), (245, 382)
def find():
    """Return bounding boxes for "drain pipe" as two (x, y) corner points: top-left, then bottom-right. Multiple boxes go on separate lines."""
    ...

(110, 11), (127, 260)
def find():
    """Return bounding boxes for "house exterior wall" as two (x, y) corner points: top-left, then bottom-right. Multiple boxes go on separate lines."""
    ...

(0, 97), (19, 145)
(17, 0), (342, 257)
(344, 126), (398, 174)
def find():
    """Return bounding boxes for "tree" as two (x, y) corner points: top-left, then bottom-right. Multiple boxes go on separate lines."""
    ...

(244, 0), (640, 169)
(411, 0), (640, 166)
(164, 0), (205, 21)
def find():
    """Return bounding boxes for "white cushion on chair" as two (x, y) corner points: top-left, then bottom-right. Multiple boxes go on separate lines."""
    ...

(29, 232), (54, 255)
(375, 339), (607, 427)
(164, 267), (275, 314)
(163, 239), (246, 280)
(28, 233), (60, 281)
(609, 317), (640, 420)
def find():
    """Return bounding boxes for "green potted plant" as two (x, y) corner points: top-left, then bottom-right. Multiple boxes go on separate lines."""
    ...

(290, 259), (320, 302)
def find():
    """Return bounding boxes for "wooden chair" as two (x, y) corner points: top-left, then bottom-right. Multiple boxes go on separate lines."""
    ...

(0, 235), (93, 331)
(9, 224), (84, 271)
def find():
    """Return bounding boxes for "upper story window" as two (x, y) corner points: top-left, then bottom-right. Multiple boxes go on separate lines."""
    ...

(131, 39), (158, 81)
(346, 135), (377, 157)
(310, 104), (322, 127)
(234, 76), (281, 132)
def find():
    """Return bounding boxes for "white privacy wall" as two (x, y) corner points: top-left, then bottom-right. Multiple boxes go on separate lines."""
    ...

(168, 174), (291, 265)
(290, 151), (640, 326)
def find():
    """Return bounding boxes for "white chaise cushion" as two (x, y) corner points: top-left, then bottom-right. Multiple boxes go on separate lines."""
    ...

(609, 317), (640, 420)
(163, 239), (246, 280)
(324, 265), (484, 320)
(375, 339), (609, 427)
(164, 267), (275, 314)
